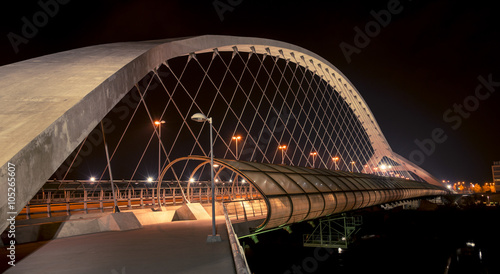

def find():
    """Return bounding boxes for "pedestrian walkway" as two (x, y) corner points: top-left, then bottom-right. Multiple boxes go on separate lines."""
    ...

(2, 216), (235, 274)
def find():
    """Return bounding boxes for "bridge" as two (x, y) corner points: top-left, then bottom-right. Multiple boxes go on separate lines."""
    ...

(0, 35), (449, 272)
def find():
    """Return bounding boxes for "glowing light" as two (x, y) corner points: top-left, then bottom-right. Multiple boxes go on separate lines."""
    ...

(90, 177), (95, 182)
(147, 177), (153, 182)
(189, 178), (195, 183)
(466, 242), (475, 247)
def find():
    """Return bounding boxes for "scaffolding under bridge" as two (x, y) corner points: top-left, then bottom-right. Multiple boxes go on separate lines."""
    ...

(303, 215), (363, 249)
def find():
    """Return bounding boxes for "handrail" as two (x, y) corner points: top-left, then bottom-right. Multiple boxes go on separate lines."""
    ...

(223, 203), (252, 274)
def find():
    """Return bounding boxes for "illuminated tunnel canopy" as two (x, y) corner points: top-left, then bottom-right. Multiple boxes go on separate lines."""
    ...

(160, 156), (449, 231)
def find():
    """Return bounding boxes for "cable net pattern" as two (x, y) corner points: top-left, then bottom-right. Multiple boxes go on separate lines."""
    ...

(52, 46), (422, 184)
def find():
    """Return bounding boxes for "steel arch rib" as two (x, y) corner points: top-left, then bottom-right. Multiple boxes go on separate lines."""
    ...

(156, 156), (271, 228)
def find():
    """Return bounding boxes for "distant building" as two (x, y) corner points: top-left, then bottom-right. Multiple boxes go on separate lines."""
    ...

(493, 161), (500, 192)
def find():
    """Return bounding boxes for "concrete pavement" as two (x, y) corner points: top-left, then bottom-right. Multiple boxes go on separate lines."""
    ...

(2, 216), (235, 274)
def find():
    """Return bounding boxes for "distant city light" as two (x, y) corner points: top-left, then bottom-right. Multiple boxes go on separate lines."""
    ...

(90, 177), (95, 182)
(466, 242), (476, 247)
(189, 178), (195, 183)
(147, 177), (153, 182)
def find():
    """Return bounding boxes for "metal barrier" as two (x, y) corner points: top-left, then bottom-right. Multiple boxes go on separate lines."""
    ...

(18, 186), (261, 219)
(223, 203), (252, 274)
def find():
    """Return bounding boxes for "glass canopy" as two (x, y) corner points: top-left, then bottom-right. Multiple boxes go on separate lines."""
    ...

(216, 158), (448, 230)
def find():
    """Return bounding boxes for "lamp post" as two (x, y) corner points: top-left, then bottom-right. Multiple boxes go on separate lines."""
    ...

(232, 135), (242, 160)
(332, 156), (339, 170)
(310, 152), (317, 168)
(279, 145), (287, 165)
(191, 113), (221, 243)
(155, 120), (165, 185)
(351, 161), (355, 172)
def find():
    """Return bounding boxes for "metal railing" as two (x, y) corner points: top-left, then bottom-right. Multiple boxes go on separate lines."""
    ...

(223, 203), (252, 274)
(18, 186), (262, 219)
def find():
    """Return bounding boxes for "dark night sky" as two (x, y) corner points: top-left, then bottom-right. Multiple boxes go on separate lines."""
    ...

(1, 0), (499, 184)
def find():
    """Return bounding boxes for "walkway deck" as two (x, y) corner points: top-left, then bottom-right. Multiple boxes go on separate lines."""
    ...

(2, 216), (235, 274)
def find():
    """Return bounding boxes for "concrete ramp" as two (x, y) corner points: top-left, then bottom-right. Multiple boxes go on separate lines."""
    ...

(173, 203), (211, 221)
(133, 210), (176, 225)
(9, 212), (142, 244)
(59, 212), (142, 237)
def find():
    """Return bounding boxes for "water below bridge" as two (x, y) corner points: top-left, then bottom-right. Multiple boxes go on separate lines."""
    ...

(240, 197), (500, 274)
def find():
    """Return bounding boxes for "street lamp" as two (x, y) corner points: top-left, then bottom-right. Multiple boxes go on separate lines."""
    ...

(310, 152), (317, 168)
(332, 156), (339, 170)
(191, 113), (221, 243)
(279, 145), (287, 165)
(351, 161), (355, 172)
(232, 135), (242, 160)
(155, 120), (165, 185)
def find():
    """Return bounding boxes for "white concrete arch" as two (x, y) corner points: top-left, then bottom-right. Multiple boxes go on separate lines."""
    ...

(0, 35), (440, 232)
